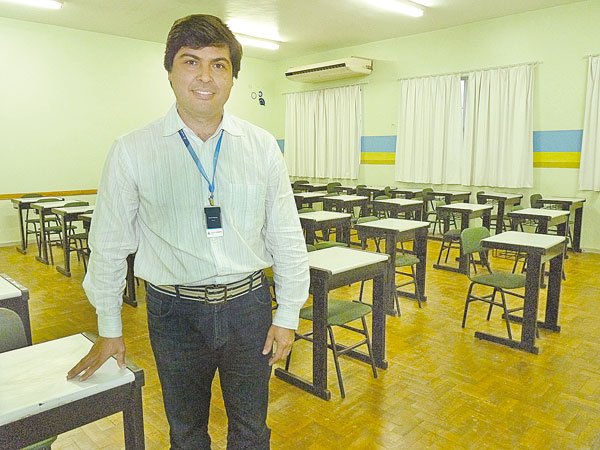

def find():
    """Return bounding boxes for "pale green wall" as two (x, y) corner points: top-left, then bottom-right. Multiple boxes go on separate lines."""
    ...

(274, 0), (600, 250)
(0, 16), (280, 244)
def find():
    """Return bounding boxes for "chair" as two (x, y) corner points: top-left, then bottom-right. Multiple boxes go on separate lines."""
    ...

(326, 182), (342, 193)
(352, 215), (381, 250)
(373, 194), (391, 218)
(21, 193), (43, 250)
(460, 227), (527, 340)
(27, 197), (60, 254)
(292, 180), (309, 189)
(285, 246), (377, 398)
(44, 201), (88, 265)
(436, 228), (461, 266)
(0, 308), (58, 449)
(530, 193), (543, 208)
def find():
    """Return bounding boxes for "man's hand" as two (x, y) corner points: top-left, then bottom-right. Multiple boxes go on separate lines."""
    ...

(67, 336), (126, 381)
(262, 325), (295, 366)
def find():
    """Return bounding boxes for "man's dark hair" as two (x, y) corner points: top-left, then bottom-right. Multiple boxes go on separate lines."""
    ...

(164, 14), (242, 78)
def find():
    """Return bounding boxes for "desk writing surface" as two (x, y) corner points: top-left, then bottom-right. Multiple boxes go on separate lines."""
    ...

(432, 190), (470, 195)
(11, 197), (53, 205)
(0, 277), (21, 300)
(328, 195), (369, 202)
(481, 192), (523, 199)
(481, 231), (565, 251)
(298, 211), (351, 221)
(294, 192), (326, 198)
(355, 218), (429, 232)
(308, 247), (388, 275)
(0, 334), (135, 426)
(511, 208), (569, 218)
(375, 198), (422, 206)
(31, 200), (74, 210)
(52, 205), (95, 215)
(437, 203), (492, 212)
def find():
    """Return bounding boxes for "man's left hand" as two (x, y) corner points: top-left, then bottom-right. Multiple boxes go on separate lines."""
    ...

(262, 325), (295, 366)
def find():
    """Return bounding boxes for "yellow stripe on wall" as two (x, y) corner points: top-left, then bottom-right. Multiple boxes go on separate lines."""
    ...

(361, 152), (395, 165)
(533, 152), (580, 168)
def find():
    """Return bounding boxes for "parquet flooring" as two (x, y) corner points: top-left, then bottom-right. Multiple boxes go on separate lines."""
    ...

(1, 239), (599, 450)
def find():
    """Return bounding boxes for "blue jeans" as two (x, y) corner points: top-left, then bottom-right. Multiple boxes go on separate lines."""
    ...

(146, 282), (273, 450)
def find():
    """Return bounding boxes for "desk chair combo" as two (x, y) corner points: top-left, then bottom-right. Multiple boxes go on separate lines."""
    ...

(0, 308), (58, 449)
(460, 227), (527, 340)
(285, 246), (378, 398)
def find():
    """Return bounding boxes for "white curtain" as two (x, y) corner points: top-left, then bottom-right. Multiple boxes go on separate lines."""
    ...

(395, 75), (463, 184)
(462, 64), (534, 188)
(284, 85), (362, 179)
(579, 56), (600, 191)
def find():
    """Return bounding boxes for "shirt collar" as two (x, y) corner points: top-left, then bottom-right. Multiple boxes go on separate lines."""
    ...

(162, 104), (244, 141)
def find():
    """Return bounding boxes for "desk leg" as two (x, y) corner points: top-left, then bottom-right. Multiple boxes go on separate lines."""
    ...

(337, 223), (350, 245)
(123, 384), (146, 450)
(305, 226), (316, 246)
(384, 235), (399, 316)
(540, 252), (563, 332)
(123, 254), (137, 307)
(414, 229), (428, 302)
(521, 255), (541, 351)
(16, 206), (27, 254)
(457, 212), (470, 274)
(56, 216), (72, 277)
(495, 202), (505, 235)
(572, 207), (583, 252)
(35, 210), (50, 265)
(371, 272), (388, 370)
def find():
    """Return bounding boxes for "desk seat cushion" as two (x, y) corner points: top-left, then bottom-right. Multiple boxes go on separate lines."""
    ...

(314, 241), (349, 250)
(471, 272), (526, 290)
(444, 229), (461, 240)
(300, 299), (372, 326)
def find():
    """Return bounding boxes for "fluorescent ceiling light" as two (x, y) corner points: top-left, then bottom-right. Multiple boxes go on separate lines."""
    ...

(235, 34), (280, 51)
(363, 0), (424, 17)
(2, 0), (63, 9)
(227, 19), (282, 42)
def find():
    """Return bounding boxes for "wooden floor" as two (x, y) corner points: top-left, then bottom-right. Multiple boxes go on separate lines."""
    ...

(1, 238), (600, 450)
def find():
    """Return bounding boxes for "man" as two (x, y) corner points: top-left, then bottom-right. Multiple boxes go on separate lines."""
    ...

(68, 14), (309, 450)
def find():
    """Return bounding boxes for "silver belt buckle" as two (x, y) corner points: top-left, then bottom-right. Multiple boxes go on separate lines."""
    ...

(203, 284), (227, 304)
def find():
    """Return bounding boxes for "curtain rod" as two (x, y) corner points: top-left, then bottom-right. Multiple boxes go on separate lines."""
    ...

(281, 81), (368, 95)
(397, 60), (542, 81)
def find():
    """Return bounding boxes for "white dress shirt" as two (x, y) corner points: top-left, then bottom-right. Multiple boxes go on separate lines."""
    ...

(83, 105), (310, 338)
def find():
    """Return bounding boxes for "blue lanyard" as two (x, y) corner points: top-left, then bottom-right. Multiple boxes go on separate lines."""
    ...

(178, 129), (224, 206)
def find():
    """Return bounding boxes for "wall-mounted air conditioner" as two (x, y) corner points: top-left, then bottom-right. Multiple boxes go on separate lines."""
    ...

(285, 57), (373, 83)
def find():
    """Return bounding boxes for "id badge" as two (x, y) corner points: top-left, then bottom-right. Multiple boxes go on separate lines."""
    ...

(204, 206), (223, 238)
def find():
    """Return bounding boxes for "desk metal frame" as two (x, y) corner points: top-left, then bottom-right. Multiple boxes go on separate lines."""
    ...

(538, 197), (585, 252)
(476, 192), (523, 235)
(52, 206), (93, 277)
(373, 198), (425, 221)
(299, 212), (351, 246)
(10, 197), (63, 255)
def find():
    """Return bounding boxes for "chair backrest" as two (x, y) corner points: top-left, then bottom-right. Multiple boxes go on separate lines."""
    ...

(35, 197), (60, 203)
(326, 182), (341, 193)
(22, 193), (43, 198)
(0, 308), (28, 353)
(530, 193), (542, 208)
(355, 184), (366, 190)
(356, 216), (379, 224)
(306, 244), (317, 252)
(461, 226), (490, 256)
(374, 195), (390, 201)
(293, 180), (309, 189)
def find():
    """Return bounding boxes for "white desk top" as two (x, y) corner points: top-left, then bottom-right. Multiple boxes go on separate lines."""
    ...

(541, 197), (586, 203)
(390, 188), (423, 193)
(31, 200), (76, 210)
(480, 192), (523, 200)
(358, 186), (385, 190)
(294, 191), (326, 199)
(375, 198), (422, 206)
(0, 276), (22, 300)
(431, 190), (471, 195)
(0, 334), (135, 426)
(11, 197), (62, 205)
(437, 203), (493, 212)
(51, 205), (95, 215)
(509, 208), (569, 218)
(298, 211), (351, 221)
(325, 195), (369, 202)
(355, 218), (430, 232)
(308, 247), (389, 275)
(482, 231), (566, 250)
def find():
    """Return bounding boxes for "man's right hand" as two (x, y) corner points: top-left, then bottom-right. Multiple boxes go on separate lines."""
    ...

(67, 336), (126, 381)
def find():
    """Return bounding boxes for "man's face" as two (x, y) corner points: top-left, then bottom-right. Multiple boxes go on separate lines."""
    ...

(168, 45), (234, 127)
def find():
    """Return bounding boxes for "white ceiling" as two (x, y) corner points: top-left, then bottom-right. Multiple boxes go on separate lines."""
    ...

(0, 0), (587, 60)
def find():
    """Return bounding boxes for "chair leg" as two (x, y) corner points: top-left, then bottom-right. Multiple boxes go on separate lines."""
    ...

(360, 317), (378, 379)
(358, 280), (366, 303)
(486, 288), (497, 320)
(462, 283), (476, 328)
(411, 266), (422, 308)
(327, 326), (345, 399)
(499, 290), (513, 340)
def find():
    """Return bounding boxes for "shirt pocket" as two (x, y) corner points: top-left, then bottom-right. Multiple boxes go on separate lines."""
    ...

(218, 183), (267, 236)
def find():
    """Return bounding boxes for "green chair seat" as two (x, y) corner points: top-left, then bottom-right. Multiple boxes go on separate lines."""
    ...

(395, 254), (419, 267)
(471, 272), (526, 290)
(443, 229), (461, 240)
(314, 241), (348, 250)
(300, 299), (372, 327)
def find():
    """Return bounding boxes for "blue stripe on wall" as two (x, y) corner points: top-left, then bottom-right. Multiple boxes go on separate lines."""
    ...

(278, 130), (583, 154)
(361, 135), (396, 153)
(533, 130), (583, 153)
